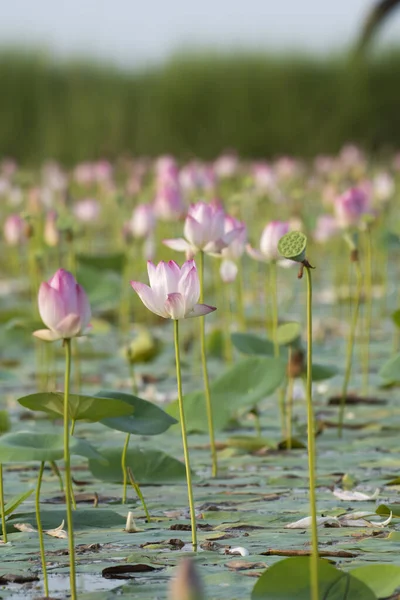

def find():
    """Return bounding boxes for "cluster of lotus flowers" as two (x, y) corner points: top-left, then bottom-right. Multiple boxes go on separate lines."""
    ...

(0, 145), (398, 600)
(2, 145), (396, 289)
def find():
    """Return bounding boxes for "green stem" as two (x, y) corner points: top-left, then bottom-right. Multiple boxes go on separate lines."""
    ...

(338, 259), (362, 437)
(286, 374), (294, 451)
(174, 319), (197, 551)
(50, 461), (64, 492)
(270, 261), (279, 358)
(127, 467), (151, 522)
(129, 360), (138, 395)
(252, 408), (262, 436)
(304, 265), (319, 600)
(36, 461), (49, 598)
(63, 338), (77, 600)
(121, 433), (131, 504)
(0, 464), (7, 543)
(236, 260), (246, 330)
(362, 227), (373, 396)
(199, 251), (218, 478)
(223, 281), (233, 363)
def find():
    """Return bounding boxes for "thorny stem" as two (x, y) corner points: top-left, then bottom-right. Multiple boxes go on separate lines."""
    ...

(174, 319), (197, 551)
(199, 250), (218, 478)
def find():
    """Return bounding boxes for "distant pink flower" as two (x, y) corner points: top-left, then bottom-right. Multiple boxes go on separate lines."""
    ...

(74, 162), (95, 185)
(247, 221), (290, 262)
(213, 154), (238, 178)
(179, 162), (215, 192)
(93, 160), (113, 182)
(252, 162), (275, 192)
(33, 269), (91, 342)
(153, 182), (185, 221)
(73, 198), (100, 223)
(334, 187), (370, 229)
(314, 215), (339, 244)
(3, 214), (25, 246)
(221, 216), (247, 261)
(164, 200), (242, 256)
(131, 260), (216, 320)
(220, 259), (238, 283)
(373, 173), (394, 202)
(130, 204), (155, 238)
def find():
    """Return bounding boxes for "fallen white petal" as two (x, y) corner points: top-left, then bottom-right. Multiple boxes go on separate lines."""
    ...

(333, 488), (380, 501)
(13, 523), (37, 533)
(45, 520), (68, 539)
(285, 516), (340, 529)
(228, 547), (249, 556)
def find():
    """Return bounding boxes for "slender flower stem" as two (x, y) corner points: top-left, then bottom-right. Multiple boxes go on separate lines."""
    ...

(0, 464), (7, 543)
(338, 258), (362, 437)
(362, 227), (373, 396)
(236, 261), (246, 331)
(127, 467), (151, 522)
(174, 319), (197, 551)
(304, 265), (319, 600)
(50, 461), (64, 492)
(63, 338), (77, 600)
(198, 251), (218, 478)
(223, 282), (233, 363)
(270, 261), (279, 357)
(270, 261), (286, 438)
(121, 433), (131, 504)
(36, 461), (49, 598)
(286, 373), (294, 451)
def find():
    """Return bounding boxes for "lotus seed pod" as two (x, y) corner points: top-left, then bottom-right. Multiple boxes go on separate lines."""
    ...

(278, 231), (307, 263)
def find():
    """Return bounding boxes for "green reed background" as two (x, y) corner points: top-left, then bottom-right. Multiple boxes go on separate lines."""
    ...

(2, 48), (400, 163)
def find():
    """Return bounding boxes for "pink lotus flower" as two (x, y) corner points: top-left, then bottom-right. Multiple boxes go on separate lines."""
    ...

(3, 214), (25, 245)
(153, 182), (185, 221)
(131, 260), (216, 320)
(220, 259), (238, 283)
(247, 221), (290, 262)
(33, 269), (91, 341)
(73, 198), (100, 223)
(130, 204), (155, 238)
(164, 201), (242, 256)
(334, 187), (370, 229)
(221, 216), (247, 261)
(179, 162), (216, 192)
(313, 215), (339, 244)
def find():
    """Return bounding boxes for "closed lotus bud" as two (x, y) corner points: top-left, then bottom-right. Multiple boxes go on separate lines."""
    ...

(125, 329), (161, 364)
(3, 214), (25, 245)
(247, 221), (290, 263)
(130, 204), (155, 238)
(73, 198), (100, 223)
(33, 269), (91, 342)
(334, 187), (370, 229)
(44, 211), (60, 247)
(168, 559), (204, 600)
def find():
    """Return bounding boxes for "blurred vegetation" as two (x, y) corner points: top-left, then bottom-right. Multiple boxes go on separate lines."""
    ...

(2, 49), (400, 163)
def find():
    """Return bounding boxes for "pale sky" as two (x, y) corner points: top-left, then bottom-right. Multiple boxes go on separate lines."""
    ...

(1, 0), (400, 66)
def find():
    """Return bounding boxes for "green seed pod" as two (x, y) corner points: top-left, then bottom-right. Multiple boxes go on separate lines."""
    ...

(278, 231), (307, 263)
